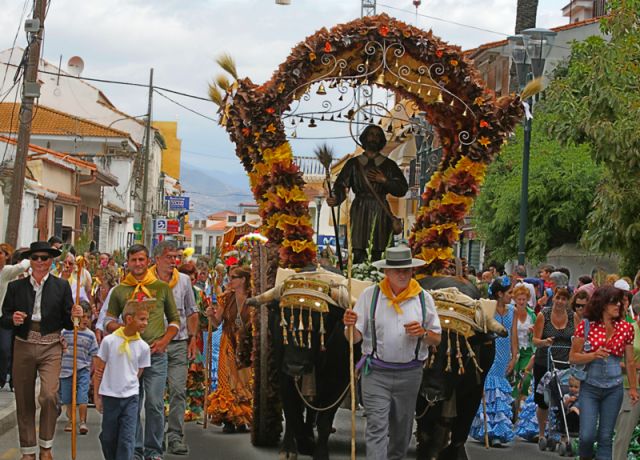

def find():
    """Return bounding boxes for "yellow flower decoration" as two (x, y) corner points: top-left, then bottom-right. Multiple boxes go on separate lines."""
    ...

(253, 161), (271, 178)
(478, 136), (491, 148)
(277, 83), (285, 93)
(283, 239), (315, 253)
(266, 124), (277, 134)
(441, 192), (472, 208)
(263, 143), (293, 166)
(275, 185), (307, 203)
(309, 52), (317, 61)
(473, 96), (484, 106)
(418, 246), (453, 265)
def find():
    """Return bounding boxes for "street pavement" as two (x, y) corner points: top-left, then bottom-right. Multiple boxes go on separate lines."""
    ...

(0, 403), (557, 460)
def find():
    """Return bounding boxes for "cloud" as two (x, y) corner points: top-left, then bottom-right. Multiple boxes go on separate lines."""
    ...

(0, 0), (567, 175)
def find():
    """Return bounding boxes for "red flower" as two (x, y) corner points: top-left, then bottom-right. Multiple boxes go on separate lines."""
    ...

(435, 49), (444, 58)
(324, 41), (332, 53)
(241, 127), (250, 137)
(379, 25), (389, 37)
(265, 107), (275, 115)
(479, 120), (489, 128)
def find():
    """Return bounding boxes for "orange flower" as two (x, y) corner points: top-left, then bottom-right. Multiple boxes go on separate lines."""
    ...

(277, 83), (285, 93)
(379, 25), (389, 37)
(309, 52), (317, 61)
(473, 97), (484, 106)
(479, 120), (489, 128)
(478, 136), (491, 148)
(266, 124), (277, 134)
(241, 127), (250, 137)
(265, 107), (275, 115)
(324, 41), (332, 53)
(450, 59), (459, 67)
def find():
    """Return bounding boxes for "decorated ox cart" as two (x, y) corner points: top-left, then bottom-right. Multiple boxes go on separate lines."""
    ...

(207, 12), (532, 460)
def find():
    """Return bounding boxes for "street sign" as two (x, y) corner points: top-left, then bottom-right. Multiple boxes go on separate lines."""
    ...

(155, 218), (167, 234)
(133, 223), (142, 231)
(165, 196), (190, 211)
(167, 219), (180, 234)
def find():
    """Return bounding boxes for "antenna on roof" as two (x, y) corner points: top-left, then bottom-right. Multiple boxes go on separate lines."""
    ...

(67, 56), (84, 77)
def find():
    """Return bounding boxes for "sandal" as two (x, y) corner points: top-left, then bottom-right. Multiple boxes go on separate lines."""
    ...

(79, 422), (89, 435)
(64, 421), (73, 432)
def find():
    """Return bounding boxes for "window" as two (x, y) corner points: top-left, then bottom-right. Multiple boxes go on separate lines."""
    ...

(54, 205), (63, 239)
(227, 215), (237, 223)
(194, 235), (203, 255)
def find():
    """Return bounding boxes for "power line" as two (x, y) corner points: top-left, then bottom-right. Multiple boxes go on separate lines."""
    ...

(154, 89), (217, 122)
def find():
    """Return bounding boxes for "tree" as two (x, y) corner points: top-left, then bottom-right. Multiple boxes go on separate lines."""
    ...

(540, 0), (640, 273)
(473, 111), (602, 264)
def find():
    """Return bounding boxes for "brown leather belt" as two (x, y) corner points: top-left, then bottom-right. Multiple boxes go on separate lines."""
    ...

(30, 321), (41, 333)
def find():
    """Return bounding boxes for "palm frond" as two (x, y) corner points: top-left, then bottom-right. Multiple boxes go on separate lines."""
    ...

(215, 74), (231, 92)
(208, 83), (223, 106)
(216, 53), (238, 80)
(313, 143), (335, 172)
(520, 77), (544, 101)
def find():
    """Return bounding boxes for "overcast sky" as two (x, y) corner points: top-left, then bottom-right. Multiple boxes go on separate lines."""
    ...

(0, 0), (567, 178)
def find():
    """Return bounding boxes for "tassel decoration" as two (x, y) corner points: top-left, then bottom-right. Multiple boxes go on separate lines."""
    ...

(319, 313), (326, 351)
(428, 346), (436, 368)
(464, 336), (483, 373)
(307, 307), (313, 349)
(298, 306), (305, 345)
(455, 333), (465, 375)
(445, 329), (452, 373)
(281, 308), (288, 345)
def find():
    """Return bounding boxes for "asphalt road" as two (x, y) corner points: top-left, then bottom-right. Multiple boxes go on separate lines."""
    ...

(0, 407), (555, 459)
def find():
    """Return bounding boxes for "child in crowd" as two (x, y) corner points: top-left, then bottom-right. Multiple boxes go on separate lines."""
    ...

(59, 301), (99, 435)
(563, 376), (580, 433)
(94, 299), (151, 460)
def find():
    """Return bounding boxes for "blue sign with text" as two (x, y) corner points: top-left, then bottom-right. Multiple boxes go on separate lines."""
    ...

(165, 196), (190, 211)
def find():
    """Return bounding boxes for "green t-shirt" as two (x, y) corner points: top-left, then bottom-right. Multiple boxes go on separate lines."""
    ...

(107, 278), (180, 345)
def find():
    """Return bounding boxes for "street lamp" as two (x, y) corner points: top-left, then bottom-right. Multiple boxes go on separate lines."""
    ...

(314, 195), (323, 246)
(507, 27), (556, 265)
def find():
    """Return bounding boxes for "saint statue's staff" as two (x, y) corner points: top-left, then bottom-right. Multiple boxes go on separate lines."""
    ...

(71, 256), (84, 460)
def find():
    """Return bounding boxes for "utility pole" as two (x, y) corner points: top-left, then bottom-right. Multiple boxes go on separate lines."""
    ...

(5, 0), (47, 246)
(141, 68), (154, 247)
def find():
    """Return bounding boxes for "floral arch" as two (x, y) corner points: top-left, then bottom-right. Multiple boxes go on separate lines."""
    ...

(210, 13), (523, 274)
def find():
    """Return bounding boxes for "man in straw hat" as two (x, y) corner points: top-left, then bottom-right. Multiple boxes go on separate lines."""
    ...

(343, 246), (442, 460)
(1, 241), (83, 460)
(104, 244), (180, 460)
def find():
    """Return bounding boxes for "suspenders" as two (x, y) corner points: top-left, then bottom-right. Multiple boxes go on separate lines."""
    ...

(369, 285), (427, 361)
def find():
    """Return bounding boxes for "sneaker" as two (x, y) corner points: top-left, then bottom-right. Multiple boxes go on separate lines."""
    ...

(168, 439), (189, 455)
(64, 421), (73, 432)
(79, 422), (89, 435)
(222, 423), (236, 434)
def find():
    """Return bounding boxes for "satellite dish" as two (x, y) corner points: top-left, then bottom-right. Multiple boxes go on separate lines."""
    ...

(67, 56), (85, 77)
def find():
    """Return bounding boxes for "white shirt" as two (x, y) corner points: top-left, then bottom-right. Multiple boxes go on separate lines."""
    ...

(95, 287), (115, 332)
(516, 310), (534, 349)
(30, 272), (50, 322)
(0, 259), (30, 318)
(354, 284), (442, 363)
(170, 273), (198, 341)
(97, 332), (151, 398)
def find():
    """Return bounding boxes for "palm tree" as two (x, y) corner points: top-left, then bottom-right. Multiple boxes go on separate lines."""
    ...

(515, 0), (539, 33)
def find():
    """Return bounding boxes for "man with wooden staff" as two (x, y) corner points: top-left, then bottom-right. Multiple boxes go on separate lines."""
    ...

(343, 246), (441, 460)
(104, 244), (180, 460)
(0, 241), (83, 460)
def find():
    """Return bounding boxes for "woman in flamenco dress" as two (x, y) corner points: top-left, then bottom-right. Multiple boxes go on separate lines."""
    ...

(470, 276), (518, 446)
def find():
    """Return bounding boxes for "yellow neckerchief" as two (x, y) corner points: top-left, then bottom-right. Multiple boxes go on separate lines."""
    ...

(378, 277), (423, 314)
(113, 327), (141, 360)
(149, 265), (179, 289)
(121, 269), (157, 299)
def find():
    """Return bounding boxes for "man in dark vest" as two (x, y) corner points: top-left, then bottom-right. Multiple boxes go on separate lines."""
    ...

(1, 241), (83, 460)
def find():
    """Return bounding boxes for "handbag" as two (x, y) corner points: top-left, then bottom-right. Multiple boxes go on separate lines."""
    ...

(571, 319), (591, 381)
(356, 160), (403, 235)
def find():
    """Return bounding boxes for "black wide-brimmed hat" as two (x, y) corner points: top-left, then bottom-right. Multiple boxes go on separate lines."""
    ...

(23, 241), (62, 258)
(372, 246), (426, 269)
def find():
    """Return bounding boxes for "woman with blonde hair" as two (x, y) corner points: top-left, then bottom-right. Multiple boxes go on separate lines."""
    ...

(511, 284), (536, 414)
(206, 266), (253, 433)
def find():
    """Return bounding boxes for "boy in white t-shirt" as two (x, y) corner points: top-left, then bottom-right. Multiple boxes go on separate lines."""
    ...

(93, 299), (152, 460)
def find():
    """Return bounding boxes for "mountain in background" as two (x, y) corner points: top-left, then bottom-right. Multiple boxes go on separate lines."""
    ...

(180, 163), (252, 218)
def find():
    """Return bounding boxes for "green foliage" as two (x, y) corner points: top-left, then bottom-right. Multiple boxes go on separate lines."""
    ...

(74, 227), (92, 256)
(539, 1), (640, 273)
(473, 111), (602, 263)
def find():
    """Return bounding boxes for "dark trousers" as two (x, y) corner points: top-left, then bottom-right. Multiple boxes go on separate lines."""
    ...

(0, 328), (13, 387)
(100, 394), (139, 460)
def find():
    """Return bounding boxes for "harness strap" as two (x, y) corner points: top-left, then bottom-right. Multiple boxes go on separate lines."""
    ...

(369, 285), (427, 363)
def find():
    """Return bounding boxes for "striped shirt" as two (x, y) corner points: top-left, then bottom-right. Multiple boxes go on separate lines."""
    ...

(60, 328), (99, 378)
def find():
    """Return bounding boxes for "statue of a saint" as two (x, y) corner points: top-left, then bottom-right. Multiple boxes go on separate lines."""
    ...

(326, 125), (409, 263)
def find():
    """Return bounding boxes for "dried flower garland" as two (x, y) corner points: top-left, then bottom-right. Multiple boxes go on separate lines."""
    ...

(209, 13), (523, 271)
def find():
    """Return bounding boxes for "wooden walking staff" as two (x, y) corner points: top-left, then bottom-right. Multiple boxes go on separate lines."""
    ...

(203, 308), (213, 429)
(314, 144), (344, 271)
(346, 193), (356, 460)
(71, 256), (84, 460)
